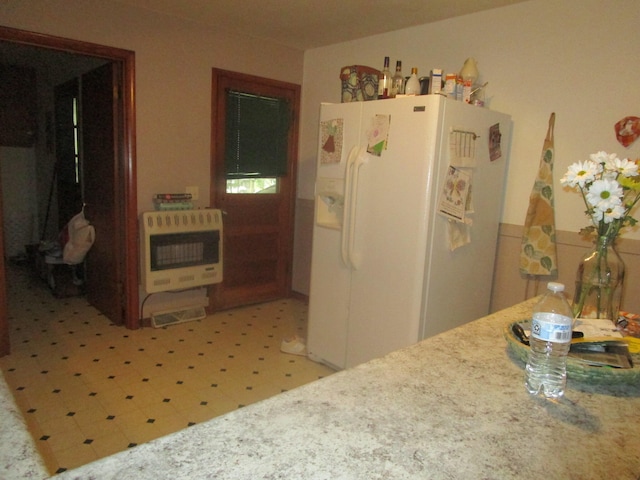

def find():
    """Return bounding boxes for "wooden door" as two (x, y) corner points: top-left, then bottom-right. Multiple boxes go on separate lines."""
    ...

(210, 69), (300, 310)
(81, 62), (125, 324)
(54, 78), (83, 229)
(0, 178), (8, 356)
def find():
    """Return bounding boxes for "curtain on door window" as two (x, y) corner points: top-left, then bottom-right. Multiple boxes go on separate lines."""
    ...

(224, 90), (290, 179)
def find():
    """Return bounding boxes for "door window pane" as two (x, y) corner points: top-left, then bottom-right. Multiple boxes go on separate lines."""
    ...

(225, 177), (278, 194)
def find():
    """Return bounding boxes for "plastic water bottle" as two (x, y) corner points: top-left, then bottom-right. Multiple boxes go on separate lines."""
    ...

(525, 282), (574, 398)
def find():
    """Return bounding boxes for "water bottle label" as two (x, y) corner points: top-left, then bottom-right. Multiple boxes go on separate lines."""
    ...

(531, 313), (572, 343)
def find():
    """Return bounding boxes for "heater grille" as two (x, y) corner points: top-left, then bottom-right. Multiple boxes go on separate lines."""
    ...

(151, 306), (207, 328)
(140, 209), (223, 293)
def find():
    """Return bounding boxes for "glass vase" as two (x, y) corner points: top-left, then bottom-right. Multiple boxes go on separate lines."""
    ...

(572, 236), (625, 321)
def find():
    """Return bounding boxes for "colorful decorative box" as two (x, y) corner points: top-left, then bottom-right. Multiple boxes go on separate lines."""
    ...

(340, 65), (380, 103)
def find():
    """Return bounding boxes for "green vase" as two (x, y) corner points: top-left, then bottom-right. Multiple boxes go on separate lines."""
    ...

(572, 236), (625, 321)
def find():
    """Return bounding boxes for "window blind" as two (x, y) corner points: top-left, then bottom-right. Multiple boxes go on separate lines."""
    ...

(225, 90), (290, 179)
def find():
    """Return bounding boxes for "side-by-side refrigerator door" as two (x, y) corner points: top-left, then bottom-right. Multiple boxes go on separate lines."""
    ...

(419, 99), (512, 339)
(344, 96), (443, 368)
(307, 101), (363, 370)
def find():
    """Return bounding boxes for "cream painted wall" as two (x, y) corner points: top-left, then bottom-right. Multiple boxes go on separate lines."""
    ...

(0, 0), (304, 214)
(1, 0), (305, 313)
(300, 0), (640, 243)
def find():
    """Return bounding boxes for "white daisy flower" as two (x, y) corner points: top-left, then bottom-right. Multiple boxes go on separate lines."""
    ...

(605, 156), (639, 178)
(560, 160), (600, 188)
(601, 204), (626, 224)
(589, 151), (618, 165)
(585, 179), (623, 210)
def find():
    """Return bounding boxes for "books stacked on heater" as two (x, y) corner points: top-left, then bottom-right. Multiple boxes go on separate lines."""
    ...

(153, 193), (193, 210)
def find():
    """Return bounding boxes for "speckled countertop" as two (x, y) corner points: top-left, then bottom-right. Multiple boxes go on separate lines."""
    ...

(5, 298), (640, 479)
(0, 369), (48, 479)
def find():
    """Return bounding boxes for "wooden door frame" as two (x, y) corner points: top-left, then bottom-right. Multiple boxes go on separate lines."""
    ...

(0, 26), (138, 356)
(210, 68), (300, 310)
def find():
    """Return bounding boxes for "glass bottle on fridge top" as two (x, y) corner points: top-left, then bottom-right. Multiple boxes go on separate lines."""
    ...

(378, 56), (391, 99)
(525, 282), (574, 398)
(391, 60), (404, 97)
(404, 67), (420, 95)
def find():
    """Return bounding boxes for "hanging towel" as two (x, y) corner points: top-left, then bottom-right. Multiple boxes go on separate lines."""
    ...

(61, 210), (95, 265)
(519, 113), (558, 276)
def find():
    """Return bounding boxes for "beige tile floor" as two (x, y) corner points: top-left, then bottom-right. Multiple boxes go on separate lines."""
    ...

(0, 262), (335, 475)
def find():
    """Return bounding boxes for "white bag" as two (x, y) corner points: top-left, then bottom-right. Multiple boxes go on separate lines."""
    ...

(61, 211), (95, 264)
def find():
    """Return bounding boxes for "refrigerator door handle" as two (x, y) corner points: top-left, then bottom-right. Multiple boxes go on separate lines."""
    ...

(348, 147), (368, 270)
(341, 146), (359, 268)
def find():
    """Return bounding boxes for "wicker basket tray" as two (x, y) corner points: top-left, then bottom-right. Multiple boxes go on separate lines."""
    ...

(504, 320), (640, 386)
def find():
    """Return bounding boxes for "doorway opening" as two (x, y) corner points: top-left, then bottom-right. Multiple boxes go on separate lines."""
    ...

(0, 26), (138, 358)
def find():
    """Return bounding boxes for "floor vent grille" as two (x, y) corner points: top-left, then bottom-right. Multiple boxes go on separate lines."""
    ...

(151, 306), (206, 328)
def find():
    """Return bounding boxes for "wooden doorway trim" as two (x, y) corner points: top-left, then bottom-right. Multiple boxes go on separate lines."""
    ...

(210, 69), (300, 310)
(0, 26), (139, 355)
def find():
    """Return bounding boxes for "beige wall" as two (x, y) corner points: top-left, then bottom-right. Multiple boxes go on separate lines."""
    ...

(0, 0), (304, 216)
(0, 0), (305, 313)
(492, 224), (640, 315)
(296, 0), (640, 298)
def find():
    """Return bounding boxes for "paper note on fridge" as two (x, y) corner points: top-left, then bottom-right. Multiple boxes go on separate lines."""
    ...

(366, 114), (390, 156)
(320, 118), (343, 164)
(438, 165), (471, 222)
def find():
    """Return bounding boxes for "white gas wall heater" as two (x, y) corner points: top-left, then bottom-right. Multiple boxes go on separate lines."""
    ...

(140, 209), (223, 294)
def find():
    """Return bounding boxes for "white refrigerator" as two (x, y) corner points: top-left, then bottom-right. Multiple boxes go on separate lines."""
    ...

(307, 95), (512, 370)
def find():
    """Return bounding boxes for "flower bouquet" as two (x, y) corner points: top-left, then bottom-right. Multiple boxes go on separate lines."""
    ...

(561, 151), (640, 320)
